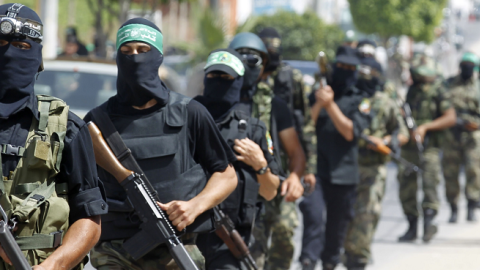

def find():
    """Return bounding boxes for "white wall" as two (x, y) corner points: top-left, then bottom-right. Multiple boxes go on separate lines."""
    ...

(237, 0), (253, 24)
(237, 0), (309, 24)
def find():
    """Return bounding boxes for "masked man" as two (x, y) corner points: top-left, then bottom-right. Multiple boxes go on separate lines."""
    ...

(398, 55), (456, 243)
(344, 50), (409, 270)
(310, 46), (370, 270)
(228, 32), (305, 270)
(194, 48), (280, 269)
(442, 52), (480, 222)
(0, 3), (107, 269)
(257, 27), (318, 270)
(84, 18), (237, 269)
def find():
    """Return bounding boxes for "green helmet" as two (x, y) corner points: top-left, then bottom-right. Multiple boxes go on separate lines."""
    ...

(228, 32), (268, 58)
(410, 54), (438, 82)
(461, 52), (480, 66)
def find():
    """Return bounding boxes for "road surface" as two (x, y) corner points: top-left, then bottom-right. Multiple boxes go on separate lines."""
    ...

(290, 163), (480, 270)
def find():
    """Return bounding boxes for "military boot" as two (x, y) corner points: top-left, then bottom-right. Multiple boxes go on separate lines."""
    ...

(322, 263), (336, 270)
(346, 261), (366, 270)
(423, 208), (438, 243)
(467, 200), (478, 222)
(347, 266), (365, 270)
(301, 258), (316, 270)
(398, 215), (417, 242)
(448, 203), (458, 223)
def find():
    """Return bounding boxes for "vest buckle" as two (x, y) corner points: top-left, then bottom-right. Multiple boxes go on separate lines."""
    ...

(1, 144), (24, 157)
(50, 230), (63, 248)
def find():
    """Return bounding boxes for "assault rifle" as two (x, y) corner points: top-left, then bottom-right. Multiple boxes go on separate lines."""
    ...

(361, 134), (421, 175)
(87, 122), (199, 270)
(0, 205), (31, 270)
(213, 207), (258, 270)
(402, 103), (425, 165)
(278, 176), (312, 196)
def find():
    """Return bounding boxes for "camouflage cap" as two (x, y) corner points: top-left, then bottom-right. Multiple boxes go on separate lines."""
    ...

(410, 53), (441, 79)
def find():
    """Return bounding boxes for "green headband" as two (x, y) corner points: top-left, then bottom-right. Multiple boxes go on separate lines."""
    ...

(204, 51), (245, 76)
(116, 24), (163, 54)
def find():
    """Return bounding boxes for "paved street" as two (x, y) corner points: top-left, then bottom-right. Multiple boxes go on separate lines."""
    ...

(290, 163), (480, 270)
(290, 19), (480, 270)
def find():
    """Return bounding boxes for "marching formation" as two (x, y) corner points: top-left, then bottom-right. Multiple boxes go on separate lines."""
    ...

(0, 3), (479, 270)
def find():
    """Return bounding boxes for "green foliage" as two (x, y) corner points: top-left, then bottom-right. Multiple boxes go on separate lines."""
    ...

(348, 0), (448, 43)
(175, 6), (226, 63)
(249, 10), (344, 61)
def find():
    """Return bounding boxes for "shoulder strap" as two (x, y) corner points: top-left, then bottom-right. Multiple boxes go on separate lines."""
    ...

(270, 113), (286, 177)
(89, 107), (144, 174)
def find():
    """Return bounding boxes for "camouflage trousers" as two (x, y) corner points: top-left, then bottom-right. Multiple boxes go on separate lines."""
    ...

(0, 253), (86, 270)
(399, 147), (441, 217)
(442, 132), (480, 204)
(90, 234), (205, 270)
(251, 194), (298, 270)
(344, 164), (387, 265)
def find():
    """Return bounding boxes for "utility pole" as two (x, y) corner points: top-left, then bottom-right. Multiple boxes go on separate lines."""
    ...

(40, 0), (59, 59)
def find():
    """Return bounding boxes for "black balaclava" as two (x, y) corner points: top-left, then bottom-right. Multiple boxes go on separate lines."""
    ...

(357, 57), (383, 97)
(460, 64), (475, 80)
(0, 4), (43, 119)
(258, 27), (282, 73)
(115, 18), (169, 108)
(239, 50), (263, 99)
(202, 74), (244, 121)
(330, 66), (357, 97)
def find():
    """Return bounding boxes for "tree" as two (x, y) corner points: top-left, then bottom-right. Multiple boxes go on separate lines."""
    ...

(249, 11), (345, 61)
(348, 0), (448, 43)
(86, 0), (196, 57)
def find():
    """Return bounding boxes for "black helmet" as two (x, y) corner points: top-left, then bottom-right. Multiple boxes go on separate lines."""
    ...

(228, 32), (268, 59)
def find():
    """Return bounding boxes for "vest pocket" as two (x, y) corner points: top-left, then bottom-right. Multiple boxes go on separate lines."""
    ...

(26, 137), (60, 171)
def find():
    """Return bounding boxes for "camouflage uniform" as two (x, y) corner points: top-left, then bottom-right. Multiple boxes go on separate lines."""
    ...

(399, 79), (451, 217)
(250, 64), (304, 270)
(344, 91), (409, 266)
(442, 75), (480, 204)
(90, 234), (205, 270)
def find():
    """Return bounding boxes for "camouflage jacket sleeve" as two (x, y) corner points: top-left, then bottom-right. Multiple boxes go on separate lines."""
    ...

(292, 68), (306, 115)
(392, 98), (410, 140)
(301, 79), (317, 175)
(436, 81), (453, 114)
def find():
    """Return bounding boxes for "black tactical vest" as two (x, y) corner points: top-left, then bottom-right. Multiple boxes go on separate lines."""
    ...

(97, 92), (212, 241)
(216, 110), (261, 228)
(273, 64), (295, 110)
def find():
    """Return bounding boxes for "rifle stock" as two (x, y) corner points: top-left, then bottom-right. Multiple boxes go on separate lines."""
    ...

(316, 51), (329, 87)
(361, 134), (421, 174)
(87, 122), (132, 182)
(213, 207), (258, 270)
(87, 122), (199, 270)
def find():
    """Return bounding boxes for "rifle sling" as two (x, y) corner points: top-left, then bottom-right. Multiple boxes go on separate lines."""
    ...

(90, 107), (145, 175)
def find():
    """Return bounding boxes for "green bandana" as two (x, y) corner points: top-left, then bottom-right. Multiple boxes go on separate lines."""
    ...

(204, 51), (245, 76)
(116, 24), (163, 54)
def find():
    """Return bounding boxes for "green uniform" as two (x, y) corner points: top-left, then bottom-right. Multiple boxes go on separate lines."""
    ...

(250, 66), (302, 270)
(90, 234), (204, 270)
(442, 75), (480, 204)
(344, 91), (409, 266)
(399, 80), (452, 217)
